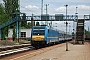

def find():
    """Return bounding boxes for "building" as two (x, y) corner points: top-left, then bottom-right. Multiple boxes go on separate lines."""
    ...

(8, 29), (31, 40)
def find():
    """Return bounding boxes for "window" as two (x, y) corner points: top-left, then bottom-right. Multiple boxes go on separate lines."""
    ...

(33, 29), (45, 35)
(21, 32), (26, 37)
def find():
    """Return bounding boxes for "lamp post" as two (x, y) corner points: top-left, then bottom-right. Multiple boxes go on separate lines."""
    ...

(45, 4), (49, 25)
(75, 7), (78, 15)
(64, 4), (68, 51)
(74, 7), (78, 43)
(68, 23), (70, 34)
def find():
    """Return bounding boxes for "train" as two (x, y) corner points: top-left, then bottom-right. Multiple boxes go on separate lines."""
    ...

(31, 26), (72, 48)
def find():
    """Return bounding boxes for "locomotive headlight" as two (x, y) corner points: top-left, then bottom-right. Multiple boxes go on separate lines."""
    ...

(41, 38), (44, 40)
(38, 34), (39, 35)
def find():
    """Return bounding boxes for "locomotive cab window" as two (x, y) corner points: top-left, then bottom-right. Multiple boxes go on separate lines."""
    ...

(33, 29), (45, 35)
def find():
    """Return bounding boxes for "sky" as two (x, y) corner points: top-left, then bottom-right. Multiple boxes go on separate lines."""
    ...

(0, 0), (90, 33)
(20, 0), (90, 33)
(20, 0), (90, 15)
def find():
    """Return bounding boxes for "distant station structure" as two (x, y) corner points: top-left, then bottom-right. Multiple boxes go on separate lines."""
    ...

(76, 19), (84, 44)
(0, 14), (90, 43)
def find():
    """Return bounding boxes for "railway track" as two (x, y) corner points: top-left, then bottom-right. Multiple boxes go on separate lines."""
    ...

(0, 44), (35, 58)
(0, 42), (65, 60)
(0, 40), (89, 60)
(0, 40), (65, 58)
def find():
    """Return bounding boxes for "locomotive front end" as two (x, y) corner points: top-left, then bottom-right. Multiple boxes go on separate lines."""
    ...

(31, 26), (47, 48)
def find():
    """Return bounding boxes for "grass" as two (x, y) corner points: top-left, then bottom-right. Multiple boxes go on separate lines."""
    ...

(13, 39), (30, 44)
(0, 39), (30, 46)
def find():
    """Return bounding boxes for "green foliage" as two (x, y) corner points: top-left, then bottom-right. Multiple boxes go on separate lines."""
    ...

(0, 3), (9, 24)
(26, 22), (32, 29)
(12, 24), (16, 41)
(19, 40), (30, 44)
(72, 32), (74, 35)
(36, 22), (40, 26)
(21, 13), (27, 28)
(85, 29), (90, 35)
(3, 0), (19, 17)
(0, 4), (4, 14)
(0, 3), (9, 40)
(2, 27), (8, 40)
(21, 22), (32, 29)
(0, 0), (20, 40)
(3, 0), (20, 40)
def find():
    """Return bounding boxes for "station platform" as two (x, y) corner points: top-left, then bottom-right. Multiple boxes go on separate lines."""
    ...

(19, 41), (90, 60)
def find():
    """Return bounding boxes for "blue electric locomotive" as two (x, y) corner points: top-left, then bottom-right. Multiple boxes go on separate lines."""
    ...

(31, 26), (48, 47)
(31, 26), (71, 48)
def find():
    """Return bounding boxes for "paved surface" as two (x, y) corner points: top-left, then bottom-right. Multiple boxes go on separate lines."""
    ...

(7, 41), (90, 60)
(0, 42), (90, 60)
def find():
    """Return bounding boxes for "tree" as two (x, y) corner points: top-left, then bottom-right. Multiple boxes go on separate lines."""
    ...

(21, 13), (27, 28)
(27, 22), (31, 28)
(85, 29), (90, 35)
(0, 3), (4, 14)
(3, 0), (19, 18)
(0, 3), (9, 40)
(0, 3), (8, 24)
(36, 22), (40, 26)
(2, 0), (20, 40)
(12, 24), (16, 41)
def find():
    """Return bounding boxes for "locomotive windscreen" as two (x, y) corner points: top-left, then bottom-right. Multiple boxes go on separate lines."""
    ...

(33, 29), (45, 35)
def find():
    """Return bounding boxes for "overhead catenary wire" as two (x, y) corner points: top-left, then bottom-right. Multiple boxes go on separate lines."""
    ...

(20, 0), (41, 15)
(20, 5), (39, 15)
